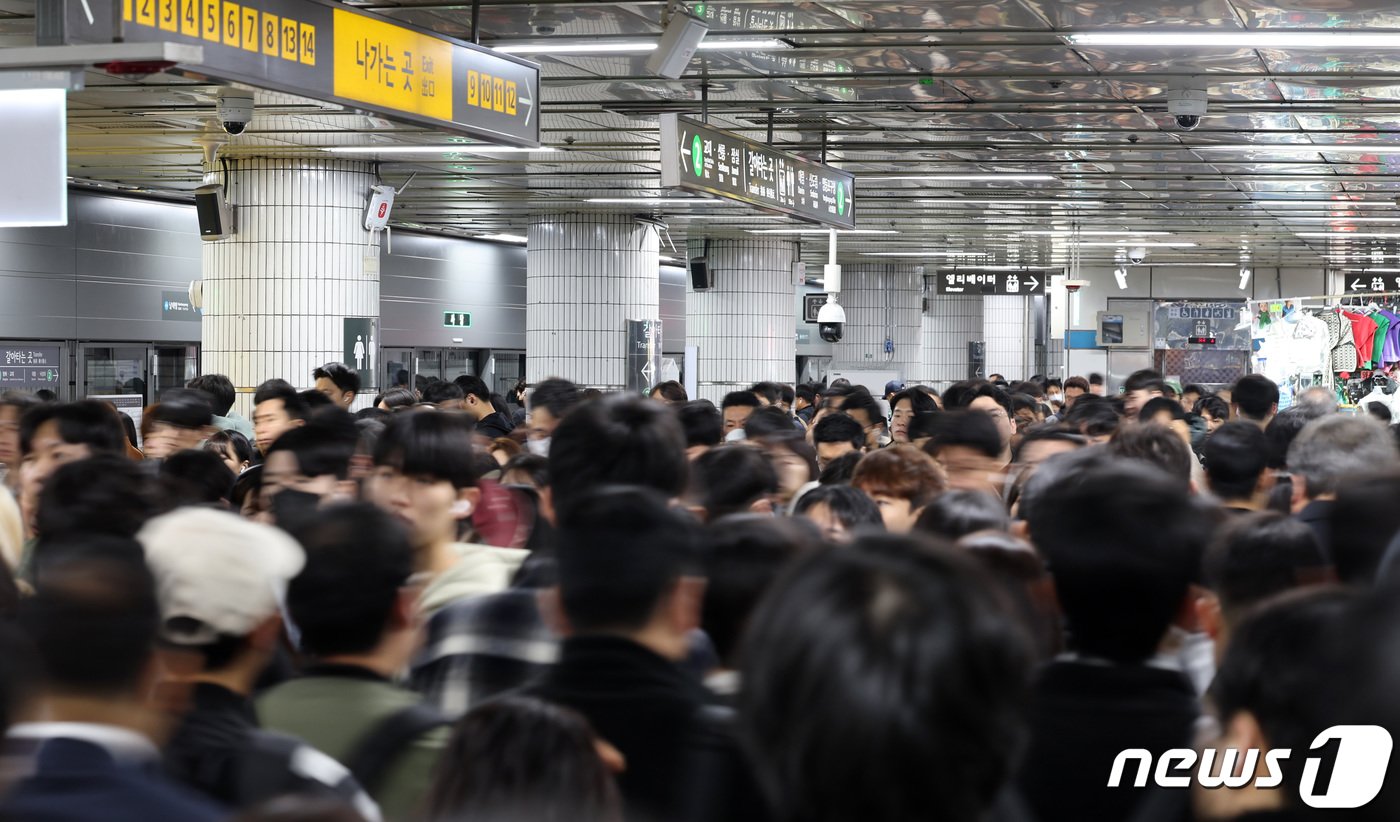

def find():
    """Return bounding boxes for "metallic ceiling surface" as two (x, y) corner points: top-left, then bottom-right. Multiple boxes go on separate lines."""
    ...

(5, 0), (1400, 269)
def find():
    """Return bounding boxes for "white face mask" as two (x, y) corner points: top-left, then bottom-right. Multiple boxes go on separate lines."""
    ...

(527, 437), (551, 457)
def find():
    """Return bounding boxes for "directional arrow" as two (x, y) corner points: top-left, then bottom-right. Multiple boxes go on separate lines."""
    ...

(520, 79), (537, 126)
(1353, 279), (1366, 291)
(680, 132), (690, 156)
(1026, 276), (1041, 292)
(641, 361), (657, 382)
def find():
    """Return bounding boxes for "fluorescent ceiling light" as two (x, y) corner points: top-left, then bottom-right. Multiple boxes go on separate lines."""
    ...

(861, 251), (990, 257)
(1021, 230), (1170, 236)
(862, 174), (1056, 182)
(1077, 241), (1199, 248)
(1190, 143), (1400, 153)
(941, 265), (1059, 271)
(494, 38), (787, 55)
(586, 197), (714, 204)
(478, 233), (527, 244)
(1298, 232), (1400, 238)
(1066, 32), (1400, 48)
(660, 255), (681, 263)
(749, 229), (898, 235)
(325, 145), (553, 154)
(1255, 200), (1392, 207)
(1135, 262), (1237, 267)
(1343, 268), (1400, 273)
(915, 199), (1105, 207)
(1285, 217), (1400, 223)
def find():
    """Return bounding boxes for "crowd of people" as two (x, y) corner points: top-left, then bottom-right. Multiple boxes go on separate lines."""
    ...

(0, 361), (1399, 822)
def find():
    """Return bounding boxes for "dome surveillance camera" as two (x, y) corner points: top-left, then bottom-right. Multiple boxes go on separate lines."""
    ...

(217, 88), (254, 135)
(1173, 114), (1201, 130)
(817, 299), (845, 343)
(1168, 81), (1207, 131)
(1128, 246), (1148, 265)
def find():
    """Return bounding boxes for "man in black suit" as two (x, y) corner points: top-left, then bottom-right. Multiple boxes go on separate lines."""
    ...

(1015, 451), (1209, 822)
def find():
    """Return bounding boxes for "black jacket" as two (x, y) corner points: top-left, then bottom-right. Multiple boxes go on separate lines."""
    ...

(476, 411), (515, 439)
(1016, 661), (1199, 822)
(1295, 498), (1335, 561)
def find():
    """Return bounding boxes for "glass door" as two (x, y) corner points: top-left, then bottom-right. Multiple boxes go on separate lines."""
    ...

(154, 345), (199, 401)
(80, 344), (150, 402)
(383, 348), (414, 393)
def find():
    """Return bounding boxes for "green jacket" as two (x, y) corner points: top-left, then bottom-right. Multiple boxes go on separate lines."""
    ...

(257, 668), (449, 821)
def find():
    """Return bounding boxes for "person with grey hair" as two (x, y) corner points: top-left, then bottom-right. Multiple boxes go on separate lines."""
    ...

(1295, 386), (1338, 414)
(1288, 415), (1400, 557)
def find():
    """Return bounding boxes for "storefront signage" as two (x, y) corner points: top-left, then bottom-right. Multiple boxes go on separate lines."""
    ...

(0, 345), (62, 392)
(932, 269), (1050, 296)
(48, 0), (540, 146)
(659, 114), (855, 228)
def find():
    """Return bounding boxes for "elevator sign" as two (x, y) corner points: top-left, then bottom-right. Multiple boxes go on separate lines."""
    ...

(46, 0), (540, 147)
(933, 269), (1051, 296)
(659, 114), (856, 229)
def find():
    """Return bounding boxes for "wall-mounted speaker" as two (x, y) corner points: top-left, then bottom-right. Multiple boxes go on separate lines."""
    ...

(689, 256), (712, 290)
(194, 184), (233, 241)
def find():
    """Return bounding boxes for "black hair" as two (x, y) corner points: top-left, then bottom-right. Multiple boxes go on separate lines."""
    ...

(1204, 513), (1328, 619)
(811, 413), (866, 449)
(186, 374), (236, 418)
(1009, 393), (1040, 415)
(1138, 396), (1185, 424)
(841, 390), (886, 431)
(1203, 421), (1269, 503)
(453, 374), (492, 404)
(19, 400), (128, 457)
(721, 391), (761, 411)
(779, 384), (795, 407)
(817, 451), (863, 485)
(922, 410), (1002, 460)
(253, 380), (310, 421)
(1181, 384), (1205, 399)
(1262, 405), (1323, 470)
(312, 362), (362, 396)
(548, 394), (689, 517)
(373, 411), (480, 489)
(423, 381), (466, 406)
(738, 537), (1032, 822)
(1123, 369), (1166, 395)
(298, 389), (334, 411)
(266, 412), (359, 482)
(35, 455), (167, 542)
(287, 503), (415, 657)
(424, 696), (621, 822)
(796, 384), (819, 405)
(906, 410), (942, 443)
(793, 484), (884, 532)
(678, 400), (723, 449)
(529, 378), (583, 421)
(890, 389), (938, 417)
(1026, 454), (1207, 663)
(204, 429), (256, 470)
(1010, 427), (1087, 463)
(1108, 423), (1193, 488)
(19, 555), (159, 696)
(149, 388), (214, 429)
(915, 490), (1009, 541)
(1088, 373), (1104, 386)
(701, 515), (808, 666)
(1330, 471), (1400, 586)
(1195, 395), (1230, 421)
(1232, 374), (1280, 421)
(743, 406), (795, 439)
(1061, 395), (1119, 439)
(555, 486), (698, 633)
(942, 381), (1012, 416)
(501, 453), (550, 489)
(1045, 378), (1063, 391)
(375, 386), (417, 410)
(355, 407), (391, 423)
(649, 381), (687, 403)
(1064, 376), (1090, 394)
(159, 449), (236, 506)
(689, 446), (779, 520)
(231, 463), (262, 511)
(1367, 401), (1393, 424)
(749, 382), (783, 406)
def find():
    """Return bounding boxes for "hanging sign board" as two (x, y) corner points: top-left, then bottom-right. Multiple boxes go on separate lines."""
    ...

(932, 269), (1051, 296)
(1346, 274), (1400, 295)
(46, 0), (540, 146)
(659, 114), (855, 228)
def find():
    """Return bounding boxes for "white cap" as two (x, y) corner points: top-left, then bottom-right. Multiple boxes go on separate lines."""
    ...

(139, 507), (305, 645)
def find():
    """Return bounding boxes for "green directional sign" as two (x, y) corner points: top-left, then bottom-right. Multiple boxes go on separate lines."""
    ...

(442, 311), (472, 328)
(691, 134), (704, 177)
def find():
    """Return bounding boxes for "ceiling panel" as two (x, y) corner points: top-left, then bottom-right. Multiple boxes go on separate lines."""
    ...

(1231, 0), (1400, 29)
(948, 78), (1124, 101)
(1016, 0), (1243, 28)
(1075, 47), (1266, 74)
(809, 1), (1051, 31)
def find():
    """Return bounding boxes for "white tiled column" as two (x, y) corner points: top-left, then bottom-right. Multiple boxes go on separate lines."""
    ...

(202, 159), (380, 417)
(984, 295), (1031, 381)
(913, 294), (984, 389)
(832, 263), (922, 377)
(686, 238), (796, 404)
(526, 214), (659, 391)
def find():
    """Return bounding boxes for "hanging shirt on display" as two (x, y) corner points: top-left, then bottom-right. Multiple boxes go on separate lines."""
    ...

(1371, 311), (1391, 367)
(1343, 311), (1378, 369)
(1323, 311), (1358, 373)
(1381, 309), (1400, 365)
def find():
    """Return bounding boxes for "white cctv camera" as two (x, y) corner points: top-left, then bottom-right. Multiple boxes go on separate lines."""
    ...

(1128, 246), (1148, 265)
(217, 88), (255, 135)
(817, 298), (845, 343)
(1168, 80), (1207, 131)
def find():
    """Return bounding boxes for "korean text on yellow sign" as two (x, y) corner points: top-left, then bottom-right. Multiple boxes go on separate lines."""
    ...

(332, 9), (452, 120)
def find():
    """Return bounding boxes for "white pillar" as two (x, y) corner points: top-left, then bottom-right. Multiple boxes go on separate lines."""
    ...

(526, 214), (659, 391)
(202, 159), (380, 416)
(686, 238), (796, 404)
(984, 295), (1031, 381)
(831, 263), (922, 377)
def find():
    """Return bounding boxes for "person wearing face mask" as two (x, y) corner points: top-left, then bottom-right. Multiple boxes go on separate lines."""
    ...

(367, 411), (529, 618)
(259, 412), (361, 531)
(524, 378), (583, 458)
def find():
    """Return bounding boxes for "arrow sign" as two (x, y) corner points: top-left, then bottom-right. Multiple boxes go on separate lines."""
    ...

(1353, 279), (1367, 291)
(641, 361), (656, 382)
(1026, 276), (1041, 292)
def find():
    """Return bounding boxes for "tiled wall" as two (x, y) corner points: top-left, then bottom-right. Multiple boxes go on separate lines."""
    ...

(201, 159), (380, 416)
(984, 296), (1030, 381)
(525, 214), (659, 390)
(833, 264), (922, 378)
(686, 238), (796, 404)
(914, 293), (983, 389)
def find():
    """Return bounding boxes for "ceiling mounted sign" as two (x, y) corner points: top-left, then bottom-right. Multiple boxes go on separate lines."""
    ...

(43, 0), (540, 146)
(659, 113), (855, 228)
(932, 269), (1052, 296)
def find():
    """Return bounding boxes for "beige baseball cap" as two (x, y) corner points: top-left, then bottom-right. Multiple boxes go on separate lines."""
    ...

(139, 507), (305, 645)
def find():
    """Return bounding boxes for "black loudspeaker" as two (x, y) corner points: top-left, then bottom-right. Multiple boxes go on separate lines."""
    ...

(689, 257), (712, 290)
(194, 184), (233, 241)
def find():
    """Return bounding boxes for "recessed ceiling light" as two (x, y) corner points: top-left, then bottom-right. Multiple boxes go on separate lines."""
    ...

(915, 199), (1105, 207)
(324, 145), (553, 154)
(862, 174), (1056, 182)
(1066, 32), (1400, 48)
(477, 233), (527, 244)
(748, 229), (899, 235)
(1255, 200), (1393, 207)
(493, 38), (788, 55)
(860, 251), (990, 257)
(1021, 230), (1171, 236)
(1343, 268), (1400, 273)
(1190, 143), (1400, 153)
(1298, 232), (1400, 239)
(1075, 242), (1199, 248)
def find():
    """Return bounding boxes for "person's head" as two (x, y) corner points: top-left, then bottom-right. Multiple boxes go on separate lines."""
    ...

(35, 455), (166, 545)
(721, 391), (761, 436)
(550, 486), (701, 661)
(186, 374), (236, 418)
(375, 386), (417, 412)
(915, 489), (1009, 541)
(701, 515), (809, 668)
(252, 380), (310, 453)
(312, 363), (361, 410)
(548, 394), (688, 518)
(139, 507), (305, 676)
(840, 390), (887, 447)
(19, 400), (128, 498)
(1122, 369), (1167, 418)
(889, 389), (938, 443)
(850, 446), (947, 533)
(1231, 374), (1280, 425)
(1262, 404), (1324, 470)
(1180, 384), (1204, 413)
(285, 503), (417, 665)
(369, 412), (482, 553)
(423, 380), (466, 411)
(1197, 395), (1231, 434)
(500, 453), (549, 490)
(1138, 395), (1186, 428)
(811, 413), (867, 470)
(1200, 513), (1329, 653)
(743, 406), (796, 439)
(1330, 471), (1400, 585)
(677, 399), (723, 459)
(1287, 415), (1398, 504)
(1203, 421), (1272, 506)
(739, 536), (1032, 822)
(1008, 394), (1042, 433)
(262, 413), (359, 509)
(452, 374), (496, 420)
(424, 696), (621, 822)
(795, 383), (818, 411)
(1088, 372), (1105, 395)
(816, 451), (863, 486)
(1026, 455), (1208, 663)
(749, 382), (783, 407)
(1010, 427), (1087, 470)
(946, 382), (1014, 453)
(649, 380), (687, 405)
(922, 410), (1005, 495)
(1295, 386), (1338, 415)
(1108, 422), (1194, 490)
(688, 445), (780, 520)
(204, 429), (255, 476)
(143, 388), (214, 460)
(792, 484), (884, 543)
(0, 391), (42, 471)
(1062, 394), (1120, 442)
(752, 431), (818, 503)
(527, 378), (583, 454)
(1062, 376), (1090, 408)
(158, 449), (236, 508)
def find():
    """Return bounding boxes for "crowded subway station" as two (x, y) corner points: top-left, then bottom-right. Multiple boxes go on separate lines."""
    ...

(9, 0), (1400, 820)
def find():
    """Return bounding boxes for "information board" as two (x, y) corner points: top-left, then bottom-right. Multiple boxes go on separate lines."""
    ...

(659, 114), (855, 228)
(0, 346), (62, 392)
(1345, 273), (1400, 295)
(932, 269), (1051, 296)
(625, 319), (662, 395)
(48, 0), (539, 146)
